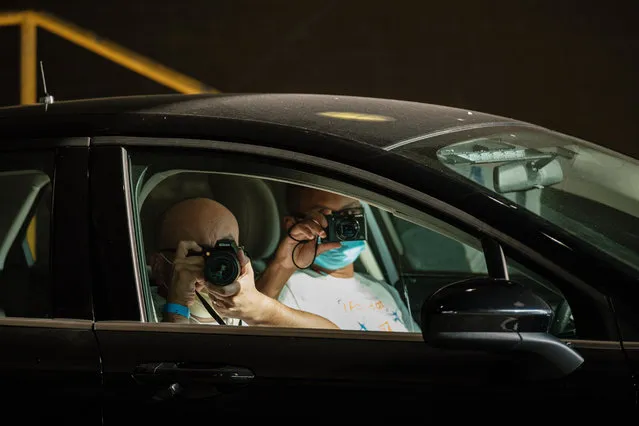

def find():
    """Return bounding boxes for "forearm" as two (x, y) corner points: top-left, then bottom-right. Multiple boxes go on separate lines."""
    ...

(245, 296), (339, 330)
(255, 260), (296, 299)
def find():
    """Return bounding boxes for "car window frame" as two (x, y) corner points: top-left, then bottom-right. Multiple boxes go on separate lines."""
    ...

(125, 146), (501, 329)
(91, 135), (617, 341)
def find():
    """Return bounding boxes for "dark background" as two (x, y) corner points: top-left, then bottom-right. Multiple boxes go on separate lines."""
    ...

(0, 1), (637, 157)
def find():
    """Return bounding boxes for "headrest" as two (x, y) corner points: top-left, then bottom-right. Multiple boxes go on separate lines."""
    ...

(207, 174), (280, 261)
(140, 172), (280, 262)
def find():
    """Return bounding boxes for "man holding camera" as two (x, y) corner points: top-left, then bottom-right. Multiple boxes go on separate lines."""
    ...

(148, 197), (339, 329)
(256, 186), (419, 332)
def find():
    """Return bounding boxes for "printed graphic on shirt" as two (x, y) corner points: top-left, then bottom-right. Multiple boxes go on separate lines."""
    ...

(280, 270), (419, 332)
(339, 297), (405, 331)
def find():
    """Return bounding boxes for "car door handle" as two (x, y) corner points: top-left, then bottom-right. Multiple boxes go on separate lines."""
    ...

(133, 362), (255, 386)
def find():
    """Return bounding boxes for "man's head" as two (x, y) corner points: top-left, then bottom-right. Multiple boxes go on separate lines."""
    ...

(285, 185), (361, 220)
(157, 197), (239, 250)
(150, 197), (239, 285)
(284, 185), (366, 273)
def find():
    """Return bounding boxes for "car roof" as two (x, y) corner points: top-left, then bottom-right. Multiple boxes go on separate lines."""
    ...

(0, 93), (539, 149)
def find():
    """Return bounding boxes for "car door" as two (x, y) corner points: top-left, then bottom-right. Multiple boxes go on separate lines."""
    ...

(91, 137), (636, 423)
(0, 139), (102, 423)
(366, 202), (636, 402)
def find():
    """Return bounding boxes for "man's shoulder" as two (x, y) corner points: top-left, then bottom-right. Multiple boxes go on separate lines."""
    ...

(287, 269), (323, 285)
(290, 268), (323, 279)
(354, 271), (389, 287)
(353, 271), (403, 297)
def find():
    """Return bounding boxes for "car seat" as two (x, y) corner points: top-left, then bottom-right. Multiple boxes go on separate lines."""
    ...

(207, 174), (280, 272)
(139, 171), (280, 274)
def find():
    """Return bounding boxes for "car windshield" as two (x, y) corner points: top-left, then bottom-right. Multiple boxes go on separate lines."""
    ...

(394, 125), (639, 274)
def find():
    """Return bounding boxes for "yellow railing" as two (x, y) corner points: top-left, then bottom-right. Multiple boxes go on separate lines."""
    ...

(1, 10), (218, 259)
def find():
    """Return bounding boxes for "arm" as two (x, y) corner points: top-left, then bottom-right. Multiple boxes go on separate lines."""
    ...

(159, 241), (207, 324)
(209, 251), (339, 329)
(255, 259), (296, 299)
(244, 294), (339, 329)
(256, 209), (340, 299)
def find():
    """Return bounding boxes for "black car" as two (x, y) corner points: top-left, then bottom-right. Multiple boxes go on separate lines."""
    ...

(1, 93), (638, 422)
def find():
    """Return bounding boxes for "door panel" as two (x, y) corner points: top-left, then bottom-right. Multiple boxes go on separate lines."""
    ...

(97, 322), (633, 421)
(0, 319), (102, 424)
(624, 342), (639, 404)
(0, 143), (101, 422)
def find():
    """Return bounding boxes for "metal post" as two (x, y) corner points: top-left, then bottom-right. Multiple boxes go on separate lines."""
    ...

(20, 12), (37, 104)
(21, 12), (38, 259)
(1, 9), (221, 260)
(33, 12), (217, 94)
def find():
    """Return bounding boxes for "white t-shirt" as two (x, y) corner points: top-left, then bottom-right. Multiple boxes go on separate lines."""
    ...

(279, 269), (420, 332)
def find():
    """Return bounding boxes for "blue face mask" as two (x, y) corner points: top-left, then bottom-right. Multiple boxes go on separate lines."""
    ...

(313, 240), (367, 271)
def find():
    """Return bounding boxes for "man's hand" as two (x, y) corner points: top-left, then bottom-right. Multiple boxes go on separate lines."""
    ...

(207, 248), (339, 329)
(167, 241), (206, 307)
(205, 248), (264, 322)
(274, 209), (341, 270)
(255, 208), (341, 299)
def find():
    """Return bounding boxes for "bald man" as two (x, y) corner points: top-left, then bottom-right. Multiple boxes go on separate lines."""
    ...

(148, 197), (338, 328)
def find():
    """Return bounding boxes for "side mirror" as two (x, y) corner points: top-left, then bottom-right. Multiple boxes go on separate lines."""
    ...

(421, 277), (583, 380)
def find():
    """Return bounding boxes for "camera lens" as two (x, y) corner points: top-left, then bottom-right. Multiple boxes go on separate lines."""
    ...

(204, 252), (240, 286)
(336, 218), (359, 240)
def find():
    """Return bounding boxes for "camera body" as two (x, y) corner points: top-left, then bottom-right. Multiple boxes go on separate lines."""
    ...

(321, 209), (367, 243)
(188, 239), (241, 286)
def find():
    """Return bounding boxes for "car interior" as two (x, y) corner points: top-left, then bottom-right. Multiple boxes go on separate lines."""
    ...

(0, 165), (575, 338)
(135, 170), (393, 322)
(133, 168), (574, 335)
(138, 171), (283, 276)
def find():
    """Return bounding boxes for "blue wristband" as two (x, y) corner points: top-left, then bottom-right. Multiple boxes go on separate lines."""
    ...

(164, 302), (190, 319)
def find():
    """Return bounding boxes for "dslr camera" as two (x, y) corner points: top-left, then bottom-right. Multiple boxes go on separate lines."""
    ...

(187, 239), (242, 286)
(321, 208), (367, 243)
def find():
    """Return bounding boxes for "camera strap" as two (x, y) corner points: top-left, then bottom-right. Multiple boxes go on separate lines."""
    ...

(195, 291), (226, 325)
